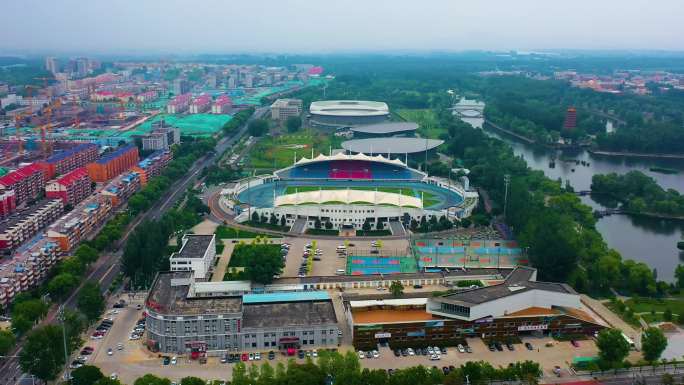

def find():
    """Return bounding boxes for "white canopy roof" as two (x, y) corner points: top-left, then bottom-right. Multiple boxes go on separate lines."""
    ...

(349, 298), (428, 308)
(294, 152), (406, 167)
(275, 189), (422, 208)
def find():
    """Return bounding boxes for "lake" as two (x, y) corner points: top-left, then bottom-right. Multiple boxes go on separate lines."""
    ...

(483, 124), (684, 282)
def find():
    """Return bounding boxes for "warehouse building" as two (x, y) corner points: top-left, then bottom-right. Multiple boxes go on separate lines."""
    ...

(346, 267), (605, 349)
(145, 272), (340, 355)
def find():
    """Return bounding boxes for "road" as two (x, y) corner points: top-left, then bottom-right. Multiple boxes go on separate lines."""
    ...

(0, 106), (267, 385)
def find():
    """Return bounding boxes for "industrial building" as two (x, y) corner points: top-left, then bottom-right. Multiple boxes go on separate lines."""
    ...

(0, 164), (46, 205)
(0, 199), (63, 251)
(145, 272), (340, 354)
(270, 98), (303, 121)
(309, 100), (389, 128)
(86, 144), (139, 182)
(45, 167), (92, 206)
(169, 234), (217, 279)
(346, 267), (605, 349)
(38, 143), (99, 180)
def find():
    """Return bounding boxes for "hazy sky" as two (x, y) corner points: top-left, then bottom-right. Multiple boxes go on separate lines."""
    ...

(2, 0), (683, 54)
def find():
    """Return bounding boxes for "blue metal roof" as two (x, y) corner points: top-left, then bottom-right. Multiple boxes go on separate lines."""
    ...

(45, 143), (97, 164)
(242, 291), (330, 304)
(96, 144), (136, 164)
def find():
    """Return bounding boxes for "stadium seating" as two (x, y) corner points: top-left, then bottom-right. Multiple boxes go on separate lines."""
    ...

(329, 161), (372, 179)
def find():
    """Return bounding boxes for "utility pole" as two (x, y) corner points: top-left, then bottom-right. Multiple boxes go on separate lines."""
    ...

(58, 305), (70, 381)
(503, 174), (510, 222)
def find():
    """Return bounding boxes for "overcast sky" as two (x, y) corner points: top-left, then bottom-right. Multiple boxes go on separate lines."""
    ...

(1, 0), (683, 54)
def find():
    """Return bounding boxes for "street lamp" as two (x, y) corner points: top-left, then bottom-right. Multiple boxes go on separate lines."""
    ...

(58, 305), (70, 381)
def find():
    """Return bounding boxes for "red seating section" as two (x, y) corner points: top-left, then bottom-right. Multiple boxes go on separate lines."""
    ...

(328, 161), (372, 179)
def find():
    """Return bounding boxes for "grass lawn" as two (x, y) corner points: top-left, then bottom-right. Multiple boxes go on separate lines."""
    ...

(397, 109), (444, 139)
(247, 129), (335, 169)
(306, 229), (339, 235)
(215, 225), (274, 239)
(356, 230), (392, 236)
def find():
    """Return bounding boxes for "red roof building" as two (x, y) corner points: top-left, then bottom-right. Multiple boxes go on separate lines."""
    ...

(46, 167), (92, 206)
(0, 164), (46, 206)
(0, 189), (16, 218)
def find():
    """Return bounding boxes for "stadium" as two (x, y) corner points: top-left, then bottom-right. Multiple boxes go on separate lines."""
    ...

(222, 153), (478, 234)
(309, 100), (390, 128)
(349, 122), (419, 138)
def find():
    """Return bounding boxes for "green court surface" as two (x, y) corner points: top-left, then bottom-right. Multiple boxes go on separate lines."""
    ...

(346, 254), (418, 275)
(138, 113), (233, 137)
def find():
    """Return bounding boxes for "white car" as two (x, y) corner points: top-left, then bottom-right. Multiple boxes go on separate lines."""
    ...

(129, 334), (140, 340)
(117, 343), (124, 350)
(248, 353), (254, 361)
(107, 348), (113, 356)
(407, 348), (415, 356)
(457, 344), (465, 353)
(171, 356), (177, 365)
(429, 354), (441, 361)
(372, 350), (379, 358)
(110, 374), (118, 380)
(255, 352), (261, 360)
(434, 347), (441, 355)
(358, 351), (365, 359)
(427, 346), (434, 354)
(312, 349), (318, 358)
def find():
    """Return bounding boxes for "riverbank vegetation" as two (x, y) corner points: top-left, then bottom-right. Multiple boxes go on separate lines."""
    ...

(591, 171), (684, 217)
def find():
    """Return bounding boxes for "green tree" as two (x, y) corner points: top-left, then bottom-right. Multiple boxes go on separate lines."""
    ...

(47, 272), (79, 300)
(675, 264), (684, 288)
(362, 220), (371, 232)
(72, 365), (104, 385)
(78, 282), (105, 322)
(285, 116), (302, 132)
(248, 119), (269, 136)
(280, 215), (286, 227)
(134, 374), (171, 385)
(325, 221), (333, 230)
(75, 244), (100, 265)
(596, 328), (630, 368)
(244, 244), (285, 284)
(11, 298), (48, 335)
(0, 329), (16, 355)
(389, 281), (404, 297)
(663, 308), (673, 322)
(314, 217), (322, 229)
(19, 325), (66, 382)
(251, 211), (260, 223)
(59, 256), (86, 276)
(94, 378), (122, 385)
(641, 327), (668, 363)
(180, 377), (205, 385)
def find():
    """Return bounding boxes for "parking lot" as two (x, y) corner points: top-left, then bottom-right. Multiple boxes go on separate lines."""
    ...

(280, 237), (410, 277)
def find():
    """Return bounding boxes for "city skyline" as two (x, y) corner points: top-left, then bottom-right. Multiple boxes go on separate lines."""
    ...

(1, 0), (684, 54)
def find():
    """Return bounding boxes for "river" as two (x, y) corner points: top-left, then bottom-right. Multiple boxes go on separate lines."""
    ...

(473, 118), (684, 282)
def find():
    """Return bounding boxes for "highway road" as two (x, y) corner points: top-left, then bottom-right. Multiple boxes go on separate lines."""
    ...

(0, 106), (268, 385)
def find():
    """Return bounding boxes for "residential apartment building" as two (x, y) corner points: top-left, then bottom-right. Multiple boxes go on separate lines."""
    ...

(0, 239), (60, 309)
(142, 128), (180, 151)
(100, 172), (141, 207)
(38, 143), (99, 179)
(86, 144), (139, 182)
(189, 95), (211, 114)
(47, 197), (113, 252)
(0, 189), (17, 218)
(270, 99), (303, 121)
(0, 164), (47, 205)
(45, 167), (92, 206)
(0, 199), (63, 251)
(212, 95), (232, 114)
(167, 93), (192, 114)
(131, 150), (173, 185)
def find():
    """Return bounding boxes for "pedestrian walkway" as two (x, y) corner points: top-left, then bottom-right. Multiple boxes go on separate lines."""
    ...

(290, 218), (308, 234)
(581, 295), (641, 348)
(388, 220), (405, 236)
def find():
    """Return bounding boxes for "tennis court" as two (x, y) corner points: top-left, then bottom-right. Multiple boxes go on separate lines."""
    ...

(413, 239), (527, 269)
(346, 255), (418, 275)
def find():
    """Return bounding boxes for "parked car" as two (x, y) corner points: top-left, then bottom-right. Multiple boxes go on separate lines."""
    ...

(570, 340), (580, 347)
(254, 352), (261, 360)
(488, 344), (496, 352)
(494, 342), (503, 351)
(506, 343), (515, 351)
(107, 348), (113, 356)
(465, 345), (473, 353)
(162, 356), (170, 365)
(298, 350), (305, 359)
(372, 350), (379, 358)
(525, 342), (534, 351)
(171, 356), (177, 365)
(393, 349), (401, 357)
(248, 353), (254, 361)
(268, 351), (275, 360)
(241, 353), (248, 361)
(429, 354), (440, 361)
(457, 344), (465, 353)
(365, 351), (372, 359)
